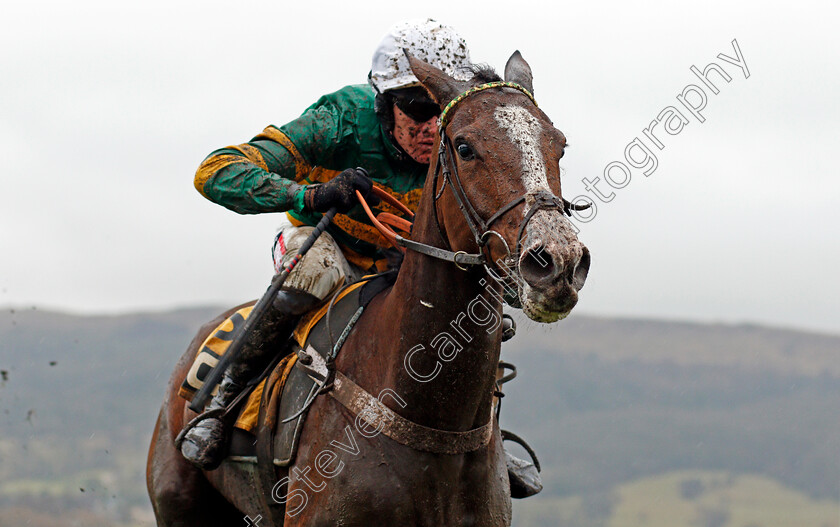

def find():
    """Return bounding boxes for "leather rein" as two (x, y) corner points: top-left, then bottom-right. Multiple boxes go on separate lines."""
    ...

(358, 81), (589, 271)
(319, 83), (589, 455)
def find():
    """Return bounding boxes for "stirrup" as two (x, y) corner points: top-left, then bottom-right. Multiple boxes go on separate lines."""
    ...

(502, 429), (543, 499)
(174, 407), (226, 453)
(177, 375), (248, 469)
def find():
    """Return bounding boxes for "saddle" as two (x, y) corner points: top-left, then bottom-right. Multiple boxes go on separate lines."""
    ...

(178, 271), (541, 518)
(179, 273), (395, 464)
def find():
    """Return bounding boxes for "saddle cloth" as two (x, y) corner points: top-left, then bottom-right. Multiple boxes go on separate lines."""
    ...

(178, 274), (392, 462)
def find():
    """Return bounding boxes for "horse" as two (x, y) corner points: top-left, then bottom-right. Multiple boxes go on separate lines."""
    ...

(147, 51), (590, 526)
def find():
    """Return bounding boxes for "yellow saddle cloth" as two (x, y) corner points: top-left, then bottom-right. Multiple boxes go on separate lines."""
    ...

(179, 281), (367, 433)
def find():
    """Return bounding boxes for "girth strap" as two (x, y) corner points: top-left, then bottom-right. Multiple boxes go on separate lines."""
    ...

(330, 371), (494, 455)
(297, 345), (494, 455)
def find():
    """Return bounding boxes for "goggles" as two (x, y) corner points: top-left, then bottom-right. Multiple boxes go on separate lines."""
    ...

(391, 91), (440, 123)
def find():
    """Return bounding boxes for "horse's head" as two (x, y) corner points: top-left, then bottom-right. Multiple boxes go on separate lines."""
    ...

(407, 51), (590, 323)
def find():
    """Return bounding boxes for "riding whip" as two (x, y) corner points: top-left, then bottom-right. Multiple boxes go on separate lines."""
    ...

(189, 207), (338, 413)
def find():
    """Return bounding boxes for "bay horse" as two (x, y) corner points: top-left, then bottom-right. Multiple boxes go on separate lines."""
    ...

(147, 51), (590, 526)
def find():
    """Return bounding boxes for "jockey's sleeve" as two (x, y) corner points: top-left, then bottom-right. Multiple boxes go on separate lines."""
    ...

(193, 101), (343, 215)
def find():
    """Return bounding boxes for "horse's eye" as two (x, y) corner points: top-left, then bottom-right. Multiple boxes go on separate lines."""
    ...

(456, 143), (474, 160)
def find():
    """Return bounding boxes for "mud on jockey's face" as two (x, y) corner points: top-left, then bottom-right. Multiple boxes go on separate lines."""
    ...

(392, 104), (438, 164)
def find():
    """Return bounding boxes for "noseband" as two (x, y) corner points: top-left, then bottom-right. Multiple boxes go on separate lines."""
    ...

(394, 81), (590, 270)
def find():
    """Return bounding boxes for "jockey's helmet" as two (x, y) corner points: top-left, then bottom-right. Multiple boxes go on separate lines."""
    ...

(369, 19), (473, 161)
(368, 18), (473, 94)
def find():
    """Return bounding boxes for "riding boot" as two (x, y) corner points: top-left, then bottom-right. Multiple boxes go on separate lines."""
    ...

(503, 426), (543, 498)
(180, 288), (320, 470)
(501, 314), (516, 342)
(506, 449), (543, 499)
(179, 373), (243, 470)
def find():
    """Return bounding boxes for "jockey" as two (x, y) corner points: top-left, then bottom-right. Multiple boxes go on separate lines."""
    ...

(181, 18), (542, 498)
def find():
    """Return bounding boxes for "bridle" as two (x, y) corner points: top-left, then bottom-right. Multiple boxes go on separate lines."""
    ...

(359, 81), (590, 271)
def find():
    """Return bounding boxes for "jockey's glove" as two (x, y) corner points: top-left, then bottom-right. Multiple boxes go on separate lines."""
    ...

(300, 167), (378, 213)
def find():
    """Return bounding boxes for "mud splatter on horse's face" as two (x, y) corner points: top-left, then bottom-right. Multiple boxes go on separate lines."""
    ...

(406, 50), (590, 322)
(493, 104), (589, 322)
(442, 90), (589, 323)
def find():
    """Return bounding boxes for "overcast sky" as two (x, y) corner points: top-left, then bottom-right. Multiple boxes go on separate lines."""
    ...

(2, 0), (838, 335)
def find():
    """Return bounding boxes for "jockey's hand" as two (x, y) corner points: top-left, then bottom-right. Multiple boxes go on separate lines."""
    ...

(304, 167), (378, 213)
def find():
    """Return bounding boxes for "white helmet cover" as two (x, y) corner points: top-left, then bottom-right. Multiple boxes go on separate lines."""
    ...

(369, 19), (473, 93)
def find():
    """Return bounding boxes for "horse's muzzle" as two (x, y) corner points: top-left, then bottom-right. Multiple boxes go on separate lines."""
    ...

(519, 242), (589, 293)
(518, 235), (589, 322)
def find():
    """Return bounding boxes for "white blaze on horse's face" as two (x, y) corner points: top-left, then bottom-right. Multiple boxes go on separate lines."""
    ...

(494, 106), (550, 201)
(494, 105), (585, 323)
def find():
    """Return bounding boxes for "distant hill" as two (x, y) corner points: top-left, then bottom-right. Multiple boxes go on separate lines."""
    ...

(0, 306), (837, 526)
(511, 314), (840, 376)
(516, 470), (840, 527)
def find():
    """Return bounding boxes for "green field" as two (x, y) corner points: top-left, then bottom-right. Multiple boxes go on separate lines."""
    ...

(515, 470), (840, 527)
(1, 308), (838, 525)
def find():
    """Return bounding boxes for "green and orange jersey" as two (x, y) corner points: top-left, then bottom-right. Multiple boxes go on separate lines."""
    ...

(194, 84), (427, 271)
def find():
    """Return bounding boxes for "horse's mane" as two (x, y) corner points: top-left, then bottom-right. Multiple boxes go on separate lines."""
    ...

(468, 64), (503, 83)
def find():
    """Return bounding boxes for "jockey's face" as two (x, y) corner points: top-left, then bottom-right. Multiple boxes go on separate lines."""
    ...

(392, 104), (437, 164)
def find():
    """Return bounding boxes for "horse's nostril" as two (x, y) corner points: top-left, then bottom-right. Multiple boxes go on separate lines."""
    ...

(519, 245), (558, 286)
(572, 247), (590, 291)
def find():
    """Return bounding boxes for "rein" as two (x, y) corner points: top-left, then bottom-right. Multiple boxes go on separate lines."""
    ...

(296, 83), (576, 456)
(358, 81), (590, 271)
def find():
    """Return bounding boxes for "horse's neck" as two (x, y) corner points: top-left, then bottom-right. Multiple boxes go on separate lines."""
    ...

(379, 193), (503, 431)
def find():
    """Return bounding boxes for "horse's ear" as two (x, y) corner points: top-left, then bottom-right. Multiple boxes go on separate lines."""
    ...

(404, 51), (467, 108)
(504, 50), (534, 95)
